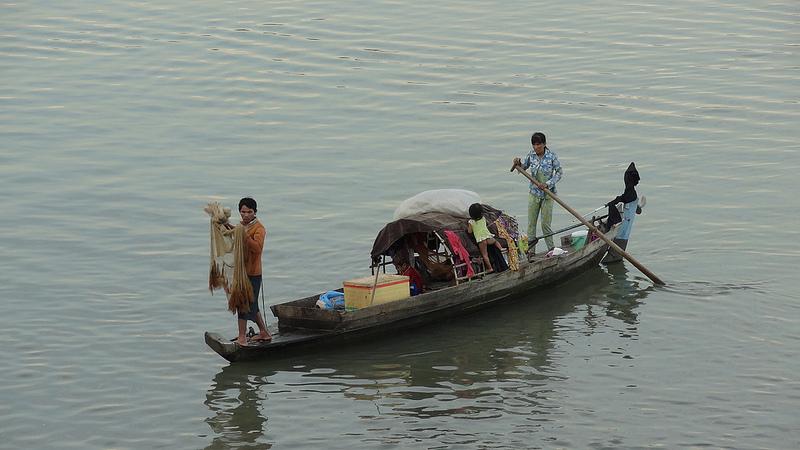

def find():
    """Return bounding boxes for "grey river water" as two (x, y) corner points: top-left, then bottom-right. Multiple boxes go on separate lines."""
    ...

(1, 1), (798, 448)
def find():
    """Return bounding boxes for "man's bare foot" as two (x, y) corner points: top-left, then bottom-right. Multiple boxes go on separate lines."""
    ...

(486, 268), (494, 274)
(253, 332), (272, 342)
(236, 337), (249, 346)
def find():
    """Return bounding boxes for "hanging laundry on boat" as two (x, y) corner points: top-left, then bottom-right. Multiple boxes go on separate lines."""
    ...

(603, 162), (644, 263)
(443, 229), (476, 278)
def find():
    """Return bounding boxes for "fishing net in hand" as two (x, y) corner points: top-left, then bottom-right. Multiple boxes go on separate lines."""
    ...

(204, 202), (253, 314)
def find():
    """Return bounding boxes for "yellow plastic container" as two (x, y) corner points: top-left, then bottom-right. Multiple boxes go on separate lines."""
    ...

(344, 274), (410, 309)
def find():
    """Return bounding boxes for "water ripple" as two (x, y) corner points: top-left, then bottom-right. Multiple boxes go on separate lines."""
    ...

(2, 0), (799, 449)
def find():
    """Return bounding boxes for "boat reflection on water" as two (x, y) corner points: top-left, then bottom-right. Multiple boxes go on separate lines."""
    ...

(203, 264), (655, 447)
(603, 262), (655, 327)
(204, 365), (274, 450)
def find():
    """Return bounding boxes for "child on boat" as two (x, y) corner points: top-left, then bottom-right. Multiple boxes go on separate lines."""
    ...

(393, 254), (425, 295)
(467, 203), (504, 273)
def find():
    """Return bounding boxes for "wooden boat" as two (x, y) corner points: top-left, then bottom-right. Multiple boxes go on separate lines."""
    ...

(205, 204), (618, 362)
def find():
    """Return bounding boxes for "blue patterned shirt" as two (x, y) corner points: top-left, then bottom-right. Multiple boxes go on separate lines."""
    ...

(522, 147), (563, 198)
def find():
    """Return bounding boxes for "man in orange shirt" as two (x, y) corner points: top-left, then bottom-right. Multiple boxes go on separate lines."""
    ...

(233, 197), (272, 346)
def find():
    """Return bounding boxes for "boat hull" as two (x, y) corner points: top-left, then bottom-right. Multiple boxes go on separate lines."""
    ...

(205, 226), (617, 362)
(601, 237), (628, 263)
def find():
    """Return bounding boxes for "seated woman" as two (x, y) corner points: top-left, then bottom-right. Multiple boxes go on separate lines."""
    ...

(407, 232), (454, 282)
(393, 254), (425, 296)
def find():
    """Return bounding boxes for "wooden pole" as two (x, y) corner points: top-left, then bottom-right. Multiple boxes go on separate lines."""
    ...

(369, 256), (382, 306)
(511, 163), (665, 285)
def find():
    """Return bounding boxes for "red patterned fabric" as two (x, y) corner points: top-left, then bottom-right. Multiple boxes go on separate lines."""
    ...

(443, 230), (475, 278)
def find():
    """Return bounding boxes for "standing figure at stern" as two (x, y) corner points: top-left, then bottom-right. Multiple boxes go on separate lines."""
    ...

(512, 132), (563, 256)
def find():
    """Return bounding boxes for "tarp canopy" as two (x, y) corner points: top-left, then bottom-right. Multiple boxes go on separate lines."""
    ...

(393, 189), (481, 220)
(370, 204), (515, 259)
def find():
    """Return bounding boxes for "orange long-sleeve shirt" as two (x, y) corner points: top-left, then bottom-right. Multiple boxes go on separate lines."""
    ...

(244, 220), (266, 276)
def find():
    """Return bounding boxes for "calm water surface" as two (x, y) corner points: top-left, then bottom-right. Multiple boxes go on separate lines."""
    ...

(1, 1), (798, 449)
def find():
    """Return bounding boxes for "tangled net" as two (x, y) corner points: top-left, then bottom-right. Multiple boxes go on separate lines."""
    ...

(204, 202), (253, 314)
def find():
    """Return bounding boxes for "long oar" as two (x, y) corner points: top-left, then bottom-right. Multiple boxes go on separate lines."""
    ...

(511, 163), (665, 285)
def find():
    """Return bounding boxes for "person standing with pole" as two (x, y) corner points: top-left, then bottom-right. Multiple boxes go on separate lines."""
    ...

(509, 163), (665, 285)
(512, 132), (563, 257)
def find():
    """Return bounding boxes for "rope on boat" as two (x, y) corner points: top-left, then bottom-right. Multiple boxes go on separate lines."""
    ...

(530, 213), (608, 245)
(570, 205), (606, 222)
(261, 281), (267, 331)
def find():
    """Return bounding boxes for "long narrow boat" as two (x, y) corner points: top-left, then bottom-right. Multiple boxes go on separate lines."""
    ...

(205, 204), (618, 362)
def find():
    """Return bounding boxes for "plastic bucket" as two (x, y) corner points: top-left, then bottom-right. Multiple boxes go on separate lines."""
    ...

(571, 230), (588, 250)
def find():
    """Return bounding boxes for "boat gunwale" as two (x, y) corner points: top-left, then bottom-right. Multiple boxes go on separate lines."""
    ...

(271, 225), (618, 331)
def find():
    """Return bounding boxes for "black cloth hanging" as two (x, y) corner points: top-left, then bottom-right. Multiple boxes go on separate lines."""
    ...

(605, 162), (640, 228)
(606, 203), (622, 228)
(487, 245), (509, 273)
(607, 162), (640, 206)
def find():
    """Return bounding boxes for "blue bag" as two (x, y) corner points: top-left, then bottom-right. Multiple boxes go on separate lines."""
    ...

(316, 290), (345, 310)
